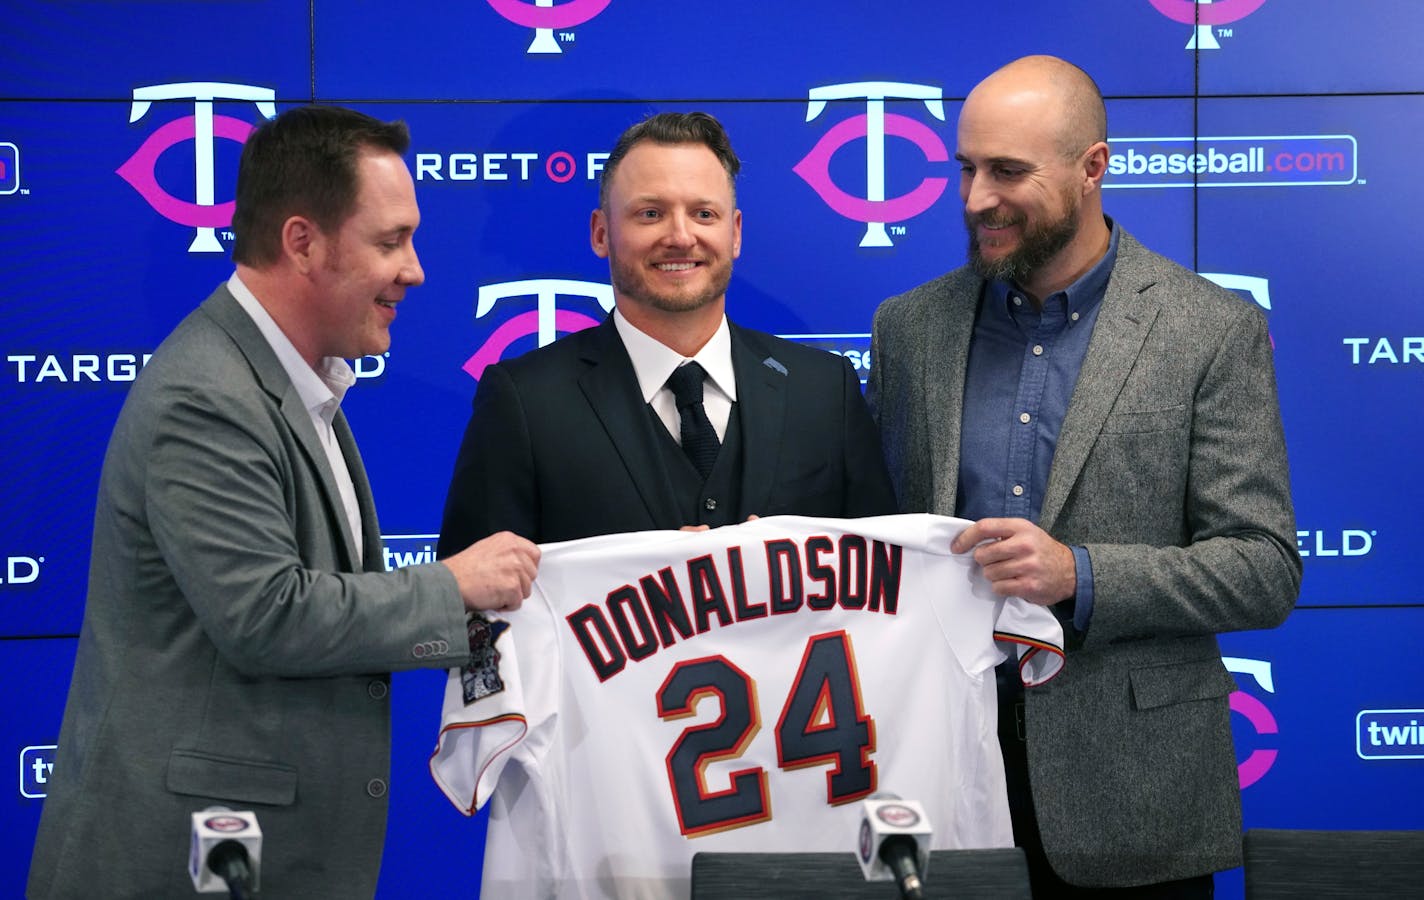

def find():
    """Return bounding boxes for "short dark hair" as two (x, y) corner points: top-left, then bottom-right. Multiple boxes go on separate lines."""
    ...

(231, 105), (411, 267)
(598, 111), (740, 209)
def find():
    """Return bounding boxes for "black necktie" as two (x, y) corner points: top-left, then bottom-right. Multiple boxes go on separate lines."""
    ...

(666, 362), (720, 479)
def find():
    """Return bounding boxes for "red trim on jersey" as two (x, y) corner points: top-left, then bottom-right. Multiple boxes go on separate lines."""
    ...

(992, 630), (1066, 687)
(430, 713), (529, 815)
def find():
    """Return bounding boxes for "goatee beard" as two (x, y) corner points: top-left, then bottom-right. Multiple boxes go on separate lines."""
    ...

(967, 211), (1078, 286)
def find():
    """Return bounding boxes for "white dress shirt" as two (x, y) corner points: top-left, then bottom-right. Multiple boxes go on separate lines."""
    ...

(613, 309), (737, 444)
(227, 272), (364, 565)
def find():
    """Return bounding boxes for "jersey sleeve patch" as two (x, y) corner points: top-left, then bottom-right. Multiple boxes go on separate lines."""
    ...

(432, 612), (530, 816)
(462, 614), (511, 705)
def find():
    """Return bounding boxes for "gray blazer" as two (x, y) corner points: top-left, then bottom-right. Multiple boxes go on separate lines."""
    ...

(28, 285), (470, 899)
(869, 230), (1301, 887)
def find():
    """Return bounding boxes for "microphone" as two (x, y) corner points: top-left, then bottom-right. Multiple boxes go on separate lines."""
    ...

(855, 793), (932, 900)
(189, 807), (262, 897)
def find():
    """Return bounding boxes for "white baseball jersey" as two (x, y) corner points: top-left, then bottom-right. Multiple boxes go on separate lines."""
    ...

(430, 514), (1064, 900)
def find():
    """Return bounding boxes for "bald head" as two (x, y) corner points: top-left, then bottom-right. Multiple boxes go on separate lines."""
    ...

(955, 55), (1113, 301)
(966, 55), (1106, 160)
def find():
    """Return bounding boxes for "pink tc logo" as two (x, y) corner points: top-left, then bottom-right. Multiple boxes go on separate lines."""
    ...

(795, 82), (949, 249)
(486, 0), (611, 54)
(118, 82), (276, 253)
(1224, 656), (1279, 788)
(1149, 0), (1269, 50)
(463, 279), (614, 380)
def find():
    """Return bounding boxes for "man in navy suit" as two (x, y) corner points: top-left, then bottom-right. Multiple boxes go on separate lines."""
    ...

(439, 112), (895, 552)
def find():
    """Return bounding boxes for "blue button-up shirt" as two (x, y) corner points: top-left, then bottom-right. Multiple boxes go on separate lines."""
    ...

(957, 219), (1120, 629)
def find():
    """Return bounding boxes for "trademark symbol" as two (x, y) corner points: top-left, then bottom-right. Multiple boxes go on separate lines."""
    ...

(559, 31), (575, 43)
(890, 226), (908, 236)
(220, 230), (234, 241)
(1217, 27), (1234, 39)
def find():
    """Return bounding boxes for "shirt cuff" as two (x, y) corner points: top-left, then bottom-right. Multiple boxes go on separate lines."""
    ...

(1070, 545), (1095, 631)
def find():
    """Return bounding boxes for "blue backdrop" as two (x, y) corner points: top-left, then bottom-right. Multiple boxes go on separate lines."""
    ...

(4, 2), (1421, 897)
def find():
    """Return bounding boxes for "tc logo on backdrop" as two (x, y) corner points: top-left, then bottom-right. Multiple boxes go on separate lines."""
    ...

(1148, 0), (1269, 50)
(1200, 272), (1276, 347)
(1200, 273), (1270, 314)
(463, 279), (614, 380)
(795, 81), (950, 249)
(1224, 656), (1279, 788)
(117, 82), (277, 253)
(486, 0), (611, 54)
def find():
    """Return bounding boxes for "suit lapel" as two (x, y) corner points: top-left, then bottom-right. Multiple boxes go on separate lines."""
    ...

(578, 317), (684, 529)
(928, 271), (980, 516)
(276, 392), (363, 569)
(203, 286), (364, 570)
(1040, 234), (1160, 532)
(729, 325), (787, 516)
(333, 412), (382, 572)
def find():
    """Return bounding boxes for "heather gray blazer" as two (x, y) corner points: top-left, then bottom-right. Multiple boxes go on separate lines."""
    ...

(28, 285), (470, 899)
(869, 230), (1301, 887)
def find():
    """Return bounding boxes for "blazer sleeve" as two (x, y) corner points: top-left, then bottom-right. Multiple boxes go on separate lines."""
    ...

(1078, 302), (1302, 647)
(438, 362), (541, 555)
(144, 380), (469, 678)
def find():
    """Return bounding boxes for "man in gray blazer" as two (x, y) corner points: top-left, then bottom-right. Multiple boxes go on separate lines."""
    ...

(28, 106), (539, 899)
(869, 57), (1301, 897)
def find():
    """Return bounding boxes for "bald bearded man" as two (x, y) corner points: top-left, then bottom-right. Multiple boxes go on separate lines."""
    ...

(869, 56), (1300, 898)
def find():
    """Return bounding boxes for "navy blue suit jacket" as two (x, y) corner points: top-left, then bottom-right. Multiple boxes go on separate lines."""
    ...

(438, 316), (896, 553)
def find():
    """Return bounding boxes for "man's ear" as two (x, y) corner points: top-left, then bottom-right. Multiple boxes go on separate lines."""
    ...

(282, 215), (320, 275)
(1082, 141), (1110, 192)
(590, 208), (610, 259)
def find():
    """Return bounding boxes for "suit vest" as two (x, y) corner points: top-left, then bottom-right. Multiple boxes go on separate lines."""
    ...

(649, 402), (745, 528)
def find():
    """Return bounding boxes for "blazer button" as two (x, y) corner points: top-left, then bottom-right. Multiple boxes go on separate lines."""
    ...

(412, 639), (451, 659)
(704, 497), (717, 511)
(366, 778), (387, 799)
(367, 680), (389, 700)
